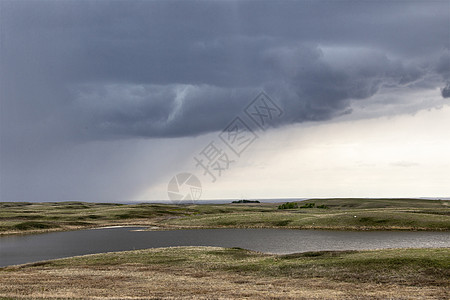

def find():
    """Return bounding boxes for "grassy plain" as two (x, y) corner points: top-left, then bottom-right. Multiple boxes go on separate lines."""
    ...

(1, 199), (449, 299)
(0, 247), (448, 299)
(1, 198), (449, 235)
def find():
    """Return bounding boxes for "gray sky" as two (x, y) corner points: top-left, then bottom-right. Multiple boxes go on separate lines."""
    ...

(1, 0), (449, 202)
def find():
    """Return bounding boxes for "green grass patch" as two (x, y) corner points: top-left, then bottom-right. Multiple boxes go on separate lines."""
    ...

(0, 199), (449, 234)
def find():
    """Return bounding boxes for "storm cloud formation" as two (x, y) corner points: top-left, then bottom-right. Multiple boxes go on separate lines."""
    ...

(0, 0), (449, 201)
(2, 1), (449, 139)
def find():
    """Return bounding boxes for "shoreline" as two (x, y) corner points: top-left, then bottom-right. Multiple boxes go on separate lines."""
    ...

(3, 245), (450, 269)
(2, 223), (450, 237)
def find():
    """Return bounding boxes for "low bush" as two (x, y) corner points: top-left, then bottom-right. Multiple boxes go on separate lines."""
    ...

(317, 204), (328, 209)
(278, 202), (298, 209)
(300, 203), (315, 208)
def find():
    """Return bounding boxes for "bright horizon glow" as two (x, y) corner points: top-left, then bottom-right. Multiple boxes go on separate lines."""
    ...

(136, 104), (450, 201)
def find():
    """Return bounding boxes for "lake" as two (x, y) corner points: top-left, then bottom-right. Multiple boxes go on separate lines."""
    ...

(1, 227), (449, 267)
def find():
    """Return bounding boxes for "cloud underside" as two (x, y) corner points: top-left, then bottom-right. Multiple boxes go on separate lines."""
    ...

(1, 1), (449, 141)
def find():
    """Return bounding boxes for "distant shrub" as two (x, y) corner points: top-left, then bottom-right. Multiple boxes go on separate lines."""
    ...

(278, 202), (298, 209)
(300, 203), (315, 208)
(316, 204), (328, 209)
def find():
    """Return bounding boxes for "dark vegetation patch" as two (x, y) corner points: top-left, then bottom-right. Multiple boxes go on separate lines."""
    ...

(27, 261), (52, 268)
(77, 214), (103, 220)
(58, 205), (90, 210)
(0, 202), (32, 208)
(280, 250), (358, 259)
(232, 200), (260, 203)
(217, 220), (238, 226)
(358, 217), (389, 224)
(316, 204), (328, 209)
(63, 221), (93, 226)
(2, 215), (42, 220)
(13, 221), (58, 230)
(272, 220), (292, 226)
(408, 210), (450, 216)
(278, 202), (298, 209)
(115, 210), (157, 219)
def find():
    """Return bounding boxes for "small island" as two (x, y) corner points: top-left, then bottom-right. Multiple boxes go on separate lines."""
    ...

(231, 199), (260, 203)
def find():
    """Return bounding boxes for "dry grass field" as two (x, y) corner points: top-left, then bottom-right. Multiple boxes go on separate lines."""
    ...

(1, 199), (448, 299)
(0, 247), (449, 299)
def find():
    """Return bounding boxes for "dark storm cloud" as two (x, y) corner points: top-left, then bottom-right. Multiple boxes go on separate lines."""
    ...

(442, 84), (450, 98)
(1, 0), (449, 140)
(1, 0), (449, 201)
(436, 51), (450, 98)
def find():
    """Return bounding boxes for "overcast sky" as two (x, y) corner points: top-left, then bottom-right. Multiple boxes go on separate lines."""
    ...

(1, 0), (449, 202)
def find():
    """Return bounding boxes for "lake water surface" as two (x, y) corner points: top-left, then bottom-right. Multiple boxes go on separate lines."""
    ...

(1, 227), (449, 267)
